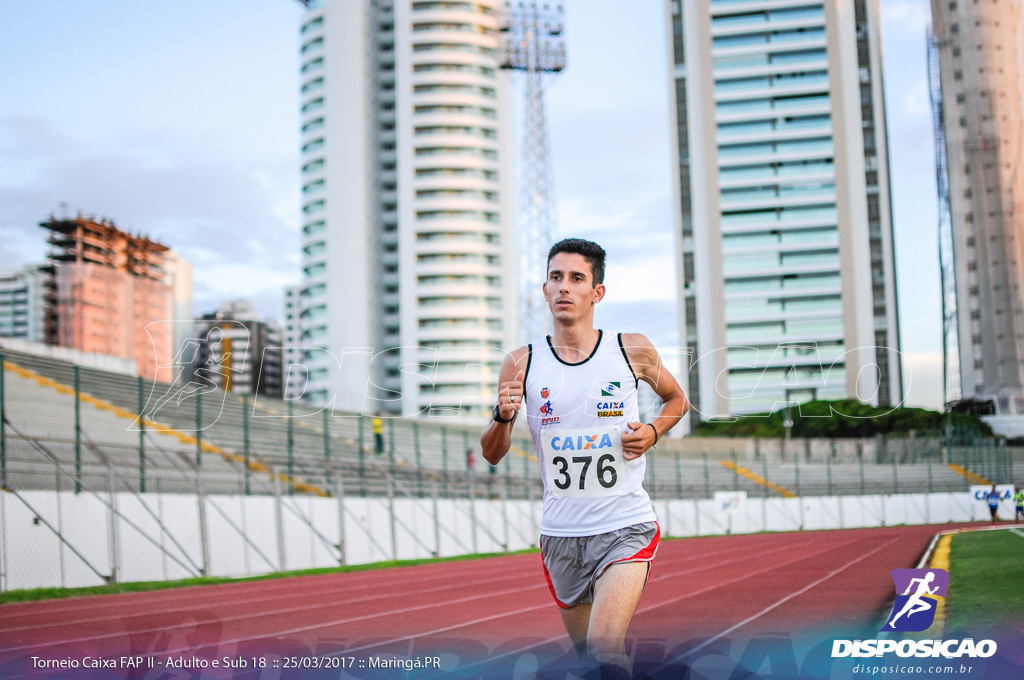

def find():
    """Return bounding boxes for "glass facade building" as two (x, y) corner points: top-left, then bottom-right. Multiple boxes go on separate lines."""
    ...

(667, 0), (902, 420)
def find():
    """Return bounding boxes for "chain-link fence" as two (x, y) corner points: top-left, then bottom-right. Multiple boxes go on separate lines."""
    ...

(1, 348), (1022, 593)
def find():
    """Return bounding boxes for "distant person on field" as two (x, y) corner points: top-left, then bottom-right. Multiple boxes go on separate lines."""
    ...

(1014, 486), (1023, 522)
(373, 414), (384, 456)
(986, 484), (1000, 523)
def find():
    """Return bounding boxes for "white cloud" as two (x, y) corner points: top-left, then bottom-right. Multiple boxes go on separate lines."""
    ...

(0, 117), (301, 323)
(903, 80), (932, 117)
(881, 0), (932, 32)
(900, 350), (945, 410)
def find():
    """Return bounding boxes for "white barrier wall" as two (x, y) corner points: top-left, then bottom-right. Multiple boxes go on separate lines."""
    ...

(0, 489), (990, 592)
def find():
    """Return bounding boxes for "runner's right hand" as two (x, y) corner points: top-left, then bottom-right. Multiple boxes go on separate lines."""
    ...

(497, 370), (525, 421)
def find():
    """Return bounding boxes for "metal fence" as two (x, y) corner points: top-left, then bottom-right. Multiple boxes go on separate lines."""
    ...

(2, 349), (1023, 593)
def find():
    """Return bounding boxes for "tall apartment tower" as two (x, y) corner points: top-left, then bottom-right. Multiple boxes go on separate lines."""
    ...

(194, 299), (283, 399)
(297, 0), (518, 417)
(282, 284), (304, 400)
(0, 264), (51, 343)
(931, 0), (1024, 415)
(666, 0), (902, 420)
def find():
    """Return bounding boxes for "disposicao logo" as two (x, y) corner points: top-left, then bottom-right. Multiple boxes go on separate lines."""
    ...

(882, 568), (948, 632)
(832, 567), (998, 659)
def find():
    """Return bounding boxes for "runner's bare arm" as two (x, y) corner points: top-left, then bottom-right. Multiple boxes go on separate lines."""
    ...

(480, 346), (530, 465)
(619, 333), (688, 459)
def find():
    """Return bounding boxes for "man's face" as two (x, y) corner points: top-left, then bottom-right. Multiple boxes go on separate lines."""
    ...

(543, 252), (605, 322)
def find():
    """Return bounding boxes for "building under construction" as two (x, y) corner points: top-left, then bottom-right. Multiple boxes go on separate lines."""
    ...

(39, 215), (174, 382)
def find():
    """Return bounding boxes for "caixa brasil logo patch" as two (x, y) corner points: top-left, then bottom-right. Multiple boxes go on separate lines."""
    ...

(882, 568), (949, 632)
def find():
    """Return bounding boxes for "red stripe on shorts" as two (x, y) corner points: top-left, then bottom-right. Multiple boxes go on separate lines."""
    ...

(539, 540), (571, 609)
(614, 521), (661, 563)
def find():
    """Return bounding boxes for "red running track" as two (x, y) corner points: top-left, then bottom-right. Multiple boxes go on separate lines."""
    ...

(0, 523), (978, 673)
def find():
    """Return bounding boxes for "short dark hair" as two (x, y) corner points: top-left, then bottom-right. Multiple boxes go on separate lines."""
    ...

(547, 238), (606, 286)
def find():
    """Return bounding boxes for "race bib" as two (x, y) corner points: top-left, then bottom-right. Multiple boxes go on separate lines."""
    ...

(541, 426), (625, 498)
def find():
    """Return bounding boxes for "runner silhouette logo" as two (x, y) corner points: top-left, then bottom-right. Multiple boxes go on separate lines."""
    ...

(881, 568), (949, 632)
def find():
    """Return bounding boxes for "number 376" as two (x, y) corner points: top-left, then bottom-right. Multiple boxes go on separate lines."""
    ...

(551, 454), (617, 490)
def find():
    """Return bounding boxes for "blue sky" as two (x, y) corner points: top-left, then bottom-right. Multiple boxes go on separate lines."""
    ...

(0, 0), (942, 408)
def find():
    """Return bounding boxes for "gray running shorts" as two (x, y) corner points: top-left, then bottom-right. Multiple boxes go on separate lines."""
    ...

(540, 521), (660, 609)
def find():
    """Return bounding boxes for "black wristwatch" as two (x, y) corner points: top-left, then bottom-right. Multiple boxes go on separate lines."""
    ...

(492, 403), (514, 424)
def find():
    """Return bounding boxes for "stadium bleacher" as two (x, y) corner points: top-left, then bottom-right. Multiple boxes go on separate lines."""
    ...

(0, 344), (1014, 502)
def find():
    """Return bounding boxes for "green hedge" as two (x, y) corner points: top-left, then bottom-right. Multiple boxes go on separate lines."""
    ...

(692, 400), (994, 439)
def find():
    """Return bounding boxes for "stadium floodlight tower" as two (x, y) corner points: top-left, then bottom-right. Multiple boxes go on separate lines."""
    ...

(500, 1), (566, 343)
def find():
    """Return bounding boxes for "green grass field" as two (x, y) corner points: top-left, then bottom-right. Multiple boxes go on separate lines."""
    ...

(947, 527), (1024, 630)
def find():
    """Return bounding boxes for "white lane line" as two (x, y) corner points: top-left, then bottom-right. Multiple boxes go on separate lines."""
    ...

(648, 536), (824, 584)
(0, 568), (536, 636)
(683, 536), (900, 657)
(294, 538), (835, 663)
(0, 532), (782, 633)
(0, 580), (548, 654)
(0, 558), (515, 621)
(635, 535), (870, 616)
(166, 536), (825, 656)
(5, 530), (780, 620)
(341, 602), (555, 655)
(149, 583), (553, 660)
(341, 536), (854, 672)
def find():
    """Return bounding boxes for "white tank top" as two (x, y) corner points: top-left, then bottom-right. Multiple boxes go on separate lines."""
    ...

(524, 330), (657, 537)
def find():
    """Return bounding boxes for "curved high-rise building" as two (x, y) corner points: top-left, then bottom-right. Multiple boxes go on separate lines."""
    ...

(297, 0), (517, 418)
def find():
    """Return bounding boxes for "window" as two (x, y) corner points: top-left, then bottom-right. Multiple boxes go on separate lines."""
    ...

(301, 117), (324, 134)
(301, 97), (324, 114)
(302, 138), (325, 154)
(303, 199), (326, 215)
(301, 77), (324, 93)
(301, 57), (324, 74)
(303, 221), (325, 236)
(301, 36), (324, 54)
(302, 179), (325, 194)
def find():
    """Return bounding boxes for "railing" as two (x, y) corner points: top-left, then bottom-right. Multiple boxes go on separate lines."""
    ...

(1, 349), (1020, 594)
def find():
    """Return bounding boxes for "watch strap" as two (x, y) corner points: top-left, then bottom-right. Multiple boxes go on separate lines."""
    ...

(492, 403), (514, 424)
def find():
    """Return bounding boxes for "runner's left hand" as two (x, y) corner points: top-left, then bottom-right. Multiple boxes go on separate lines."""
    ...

(622, 421), (655, 460)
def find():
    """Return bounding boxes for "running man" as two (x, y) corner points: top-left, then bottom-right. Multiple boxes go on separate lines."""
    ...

(1014, 486), (1023, 522)
(986, 484), (1000, 523)
(481, 239), (688, 677)
(888, 572), (940, 627)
